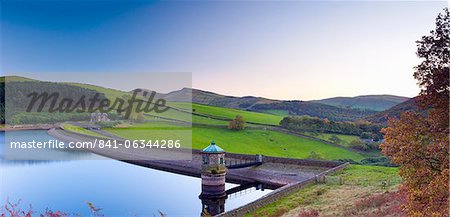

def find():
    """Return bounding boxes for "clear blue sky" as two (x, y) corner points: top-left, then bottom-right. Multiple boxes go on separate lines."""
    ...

(0, 0), (447, 100)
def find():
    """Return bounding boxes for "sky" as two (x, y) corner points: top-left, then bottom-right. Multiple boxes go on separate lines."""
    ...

(0, 0), (447, 100)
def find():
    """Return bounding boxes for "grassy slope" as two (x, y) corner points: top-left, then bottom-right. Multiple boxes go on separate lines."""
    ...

(113, 121), (187, 129)
(106, 124), (365, 161)
(62, 123), (107, 138)
(1, 76), (36, 82)
(260, 109), (290, 116)
(305, 132), (359, 147)
(144, 102), (282, 126)
(247, 165), (401, 217)
(191, 103), (283, 125)
(66, 82), (129, 100)
(144, 107), (192, 122)
(192, 115), (229, 125)
(191, 127), (364, 160)
(313, 95), (409, 111)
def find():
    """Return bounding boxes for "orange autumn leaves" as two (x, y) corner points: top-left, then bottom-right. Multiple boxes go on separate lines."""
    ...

(380, 7), (449, 217)
(381, 112), (448, 216)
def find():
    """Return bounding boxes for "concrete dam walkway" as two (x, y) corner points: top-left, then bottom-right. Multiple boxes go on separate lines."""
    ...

(48, 128), (345, 189)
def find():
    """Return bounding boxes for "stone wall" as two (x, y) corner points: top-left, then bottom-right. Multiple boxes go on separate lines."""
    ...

(216, 162), (350, 217)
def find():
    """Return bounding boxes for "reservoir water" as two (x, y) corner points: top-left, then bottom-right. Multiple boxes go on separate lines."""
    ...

(0, 130), (271, 216)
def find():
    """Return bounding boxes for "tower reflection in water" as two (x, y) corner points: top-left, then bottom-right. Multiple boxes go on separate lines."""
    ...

(199, 185), (228, 216)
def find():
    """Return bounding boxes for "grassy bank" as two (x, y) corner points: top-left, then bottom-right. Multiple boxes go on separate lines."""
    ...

(246, 165), (401, 217)
(62, 123), (107, 138)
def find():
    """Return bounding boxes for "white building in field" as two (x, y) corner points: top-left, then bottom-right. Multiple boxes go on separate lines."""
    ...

(90, 112), (110, 122)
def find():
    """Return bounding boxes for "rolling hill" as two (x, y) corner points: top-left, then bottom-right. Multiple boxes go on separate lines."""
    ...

(1, 75), (413, 124)
(313, 95), (410, 111)
(364, 97), (422, 125)
(251, 101), (377, 122)
(133, 87), (278, 109)
(160, 89), (408, 113)
(135, 88), (387, 122)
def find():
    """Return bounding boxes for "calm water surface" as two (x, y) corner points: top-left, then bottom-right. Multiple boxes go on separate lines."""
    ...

(0, 131), (271, 216)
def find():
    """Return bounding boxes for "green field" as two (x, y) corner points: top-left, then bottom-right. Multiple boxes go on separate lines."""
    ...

(106, 123), (365, 161)
(192, 115), (229, 125)
(144, 102), (283, 126)
(144, 107), (192, 122)
(67, 82), (129, 101)
(191, 103), (283, 126)
(191, 127), (364, 160)
(62, 123), (107, 138)
(115, 120), (188, 129)
(162, 103), (283, 126)
(260, 109), (290, 116)
(305, 132), (359, 147)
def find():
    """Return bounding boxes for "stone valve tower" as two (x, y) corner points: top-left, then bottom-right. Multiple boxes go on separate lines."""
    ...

(199, 140), (227, 216)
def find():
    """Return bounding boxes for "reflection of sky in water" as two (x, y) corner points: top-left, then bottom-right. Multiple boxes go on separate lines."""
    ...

(0, 131), (271, 216)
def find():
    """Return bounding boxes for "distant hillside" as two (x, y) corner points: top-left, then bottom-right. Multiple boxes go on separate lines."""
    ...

(0, 77), (109, 124)
(364, 97), (422, 125)
(134, 88), (278, 109)
(133, 88), (383, 121)
(313, 95), (410, 111)
(1, 76), (410, 124)
(0, 76), (36, 82)
(251, 101), (377, 122)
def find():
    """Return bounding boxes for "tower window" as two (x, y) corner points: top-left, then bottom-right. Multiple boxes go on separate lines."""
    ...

(203, 156), (209, 164)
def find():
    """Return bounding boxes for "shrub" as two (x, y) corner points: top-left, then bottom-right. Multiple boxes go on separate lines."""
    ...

(366, 141), (381, 151)
(348, 139), (369, 151)
(328, 135), (342, 144)
(0, 200), (108, 217)
(360, 157), (396, 167)
(97, 121), (121, 128)
(346, 191), (405, 217)
(228, 115), (245, 131)
(360, 132), (372, 139)
(279, 115), (383, 137)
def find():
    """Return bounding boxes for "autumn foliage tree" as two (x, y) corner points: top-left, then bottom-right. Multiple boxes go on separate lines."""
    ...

(228, 115), (245, 131)
(380, 8), (449, 216)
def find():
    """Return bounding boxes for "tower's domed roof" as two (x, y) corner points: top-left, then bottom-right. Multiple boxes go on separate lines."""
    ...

(202, 140), (225, 153)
